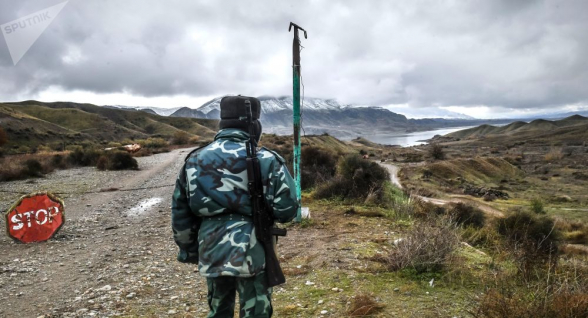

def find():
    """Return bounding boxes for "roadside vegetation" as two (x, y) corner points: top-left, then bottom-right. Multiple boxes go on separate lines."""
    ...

(272, 141), (588, 317)
(0, 135), (205, 181)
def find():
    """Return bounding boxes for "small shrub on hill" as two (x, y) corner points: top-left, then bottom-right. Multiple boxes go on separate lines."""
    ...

(97, 151), (138, 171)
(447, 203), (486, 228)
(530, 198), (545, 214)
(429, 143), (445, 160)
(171, 131), (190, 145)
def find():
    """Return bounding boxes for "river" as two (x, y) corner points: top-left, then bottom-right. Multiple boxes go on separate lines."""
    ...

(358, 126), (476, 147)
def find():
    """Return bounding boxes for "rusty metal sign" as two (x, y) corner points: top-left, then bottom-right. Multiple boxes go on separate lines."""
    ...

(5, 192), (65, 243)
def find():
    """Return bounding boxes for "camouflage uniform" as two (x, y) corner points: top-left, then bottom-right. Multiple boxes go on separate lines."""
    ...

(172, 128), (299, 318)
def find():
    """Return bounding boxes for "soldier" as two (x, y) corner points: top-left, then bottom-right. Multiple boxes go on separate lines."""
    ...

(172, 95), (299, 318)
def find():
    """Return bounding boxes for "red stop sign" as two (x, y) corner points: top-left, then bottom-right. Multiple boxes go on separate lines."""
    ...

(5, 192), (65, 243)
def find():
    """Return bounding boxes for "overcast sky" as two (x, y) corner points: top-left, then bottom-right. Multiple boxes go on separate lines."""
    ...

(1, 0), (587, 118)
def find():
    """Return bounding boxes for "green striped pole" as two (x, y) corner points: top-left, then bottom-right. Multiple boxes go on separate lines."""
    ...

(289, 22), (306, 222)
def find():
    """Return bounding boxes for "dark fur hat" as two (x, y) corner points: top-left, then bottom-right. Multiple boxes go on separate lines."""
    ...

(219, 95), (262, 141)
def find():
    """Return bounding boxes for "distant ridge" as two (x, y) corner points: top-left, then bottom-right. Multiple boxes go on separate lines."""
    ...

(447, 115), (588, 139)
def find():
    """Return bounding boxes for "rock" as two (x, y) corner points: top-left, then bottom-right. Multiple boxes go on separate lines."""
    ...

(126, 292), (136, 299)
(98, 285), (112, 292)
(168, 309), (177, 314)
(320, 310), (328, 314)
(393, 288), (400, 292)
(305, 281), (315, 286)
(318, 299), (324, 304)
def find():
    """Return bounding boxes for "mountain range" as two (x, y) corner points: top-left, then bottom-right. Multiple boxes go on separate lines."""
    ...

(165, 96), (511, 138)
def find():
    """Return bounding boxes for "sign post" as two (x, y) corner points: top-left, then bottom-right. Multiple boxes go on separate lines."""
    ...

(289, 22), (307, 222)
(5, 192), (65, 243)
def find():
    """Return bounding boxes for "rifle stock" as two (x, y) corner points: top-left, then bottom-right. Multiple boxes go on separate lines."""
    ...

(245, 100), (287, 287)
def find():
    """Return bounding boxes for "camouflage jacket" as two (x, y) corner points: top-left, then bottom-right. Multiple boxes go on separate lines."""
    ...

(171, 129), (299, 277)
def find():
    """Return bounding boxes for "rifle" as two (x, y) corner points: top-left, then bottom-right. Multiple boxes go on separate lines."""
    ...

(244, 99), (287, 287)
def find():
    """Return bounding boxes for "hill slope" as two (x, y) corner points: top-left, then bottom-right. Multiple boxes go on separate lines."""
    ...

(447, 115), (588, 140)
(0, 101), (218, 149)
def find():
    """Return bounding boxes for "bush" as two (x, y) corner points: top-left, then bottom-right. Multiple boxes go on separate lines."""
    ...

(97, 151), (138, 170)
(24, 159), (44, 177)
(384, 219), (459, 273)
(497, 211), (560, 276)
(16, 145), (30, 154)
(448, 203), (486, 228)
(314, 154), (390, 202)
(473, 275), (588, 318)
(140, 138), (168, 149)
(51, 154), (67, 169)
(530, 198), (545, 214)
(300, 146), (338, 190)
(429, 143), (445, 160)
(68, 148), (102, 166)
(171, 131), (191, 145)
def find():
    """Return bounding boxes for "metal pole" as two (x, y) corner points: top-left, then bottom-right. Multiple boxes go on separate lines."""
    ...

(289, 22), (307, 222)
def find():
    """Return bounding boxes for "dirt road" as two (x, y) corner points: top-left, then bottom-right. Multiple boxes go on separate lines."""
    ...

(0, 148), (216, 317)
(380, 162), (505, 217)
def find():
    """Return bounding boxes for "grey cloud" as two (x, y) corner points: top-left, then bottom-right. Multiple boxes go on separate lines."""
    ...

(0, 0), (587, 111)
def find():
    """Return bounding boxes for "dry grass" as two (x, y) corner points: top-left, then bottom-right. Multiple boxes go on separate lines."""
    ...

(383, 219), (460, 273)
(472, 272), (588, 318)
(545, 147), (565, 162)
(347, 294), (385, 317)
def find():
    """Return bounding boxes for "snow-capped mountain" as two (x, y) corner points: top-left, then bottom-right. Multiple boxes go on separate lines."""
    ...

(168, 95), (505, 138)
(190, 96), (347, 116)
(107, 105), (183, 116)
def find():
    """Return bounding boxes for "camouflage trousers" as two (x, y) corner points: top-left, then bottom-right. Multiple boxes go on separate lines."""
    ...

(206, 271), (273, 318)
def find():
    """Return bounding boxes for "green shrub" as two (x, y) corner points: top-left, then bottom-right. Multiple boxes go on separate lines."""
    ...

(448, 203), (486, 228)
(16, 145), (30, 154)
(530, 198), (545, 214)
(497, 211), (560, 276)
(314, 154), (390, 202)
(300, 146), (338, 190)
(429, 143), (445, 160)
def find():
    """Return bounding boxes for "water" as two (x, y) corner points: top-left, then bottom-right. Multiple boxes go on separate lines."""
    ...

(360, 126), (476, 147)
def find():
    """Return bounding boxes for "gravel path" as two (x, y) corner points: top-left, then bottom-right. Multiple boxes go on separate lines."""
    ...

(0, 148), (215, 317)
(379, 161), (505, 217)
